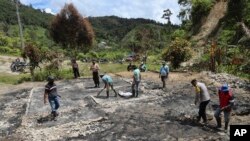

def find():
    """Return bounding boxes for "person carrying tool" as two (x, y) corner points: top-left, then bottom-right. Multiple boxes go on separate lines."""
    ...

(214, 84), (234, 131)
(97, 74), (117, 98)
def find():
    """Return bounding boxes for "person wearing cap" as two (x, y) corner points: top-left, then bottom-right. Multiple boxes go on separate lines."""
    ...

(214, 84), (234, 131)
(132, 65), (141, 97)
(97, 74), (117, 98)
(191, 79), (210, 124)
(159, 61), (169, 88)
(44, 76), (60, 119)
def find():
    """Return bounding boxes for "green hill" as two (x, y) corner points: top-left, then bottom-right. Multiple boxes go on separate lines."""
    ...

(0, 0), (177, 53)
(0, 0), (53, 28)
(88, 16), (169, 43)
(121, 24), (171, 52)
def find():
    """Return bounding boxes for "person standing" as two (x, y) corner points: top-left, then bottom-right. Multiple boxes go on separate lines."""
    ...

(44, 76), (60, 119)
(97, 74), (117, 98)
(191, 79), (210, 124)
(132, 66), (141, 97)
(214, 84), (234, 131)
(71, 59), (80, 79)
(127, 62), (132, 71)
(139, 62), (147, 72)
(159, 62), (169, 88)
(90, 61), (100, 88)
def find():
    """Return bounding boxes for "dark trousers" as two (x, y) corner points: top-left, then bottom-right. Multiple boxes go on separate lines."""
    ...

(198, 100), (210, 122)
(161, 76), (166, 88)
(132, 81), (140, 97)
(93, 71), (99, 86)
(73, 68), (80, 78)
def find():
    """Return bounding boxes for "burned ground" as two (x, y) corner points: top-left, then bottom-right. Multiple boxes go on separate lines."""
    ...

(0, 72), (249, 141)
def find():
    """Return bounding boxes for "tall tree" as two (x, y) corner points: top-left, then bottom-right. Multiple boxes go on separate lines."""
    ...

(177, 0), (192, 22)
(50, 3), (94, 56)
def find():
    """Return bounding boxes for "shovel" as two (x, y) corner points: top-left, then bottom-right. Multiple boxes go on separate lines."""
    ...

(97, 88), (105, 97)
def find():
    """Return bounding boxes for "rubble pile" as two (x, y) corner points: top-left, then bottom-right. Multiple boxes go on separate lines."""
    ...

(0, 73), (249, 141)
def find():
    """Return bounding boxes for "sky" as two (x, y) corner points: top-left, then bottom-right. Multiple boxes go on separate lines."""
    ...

(20, 0), (181, 24)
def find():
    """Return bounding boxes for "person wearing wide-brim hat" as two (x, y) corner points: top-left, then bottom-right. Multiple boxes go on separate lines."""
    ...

(214, 84), (234, 131)
(44, 76), (60, 119)
(97, 74), (117, 98)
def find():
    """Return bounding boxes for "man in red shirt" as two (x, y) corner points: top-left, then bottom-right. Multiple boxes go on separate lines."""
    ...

(214, 84), (234, 131)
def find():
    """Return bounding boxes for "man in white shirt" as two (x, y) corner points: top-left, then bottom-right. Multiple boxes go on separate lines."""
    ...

(90, 61), (100, 88)
(191, 79), (210, 124)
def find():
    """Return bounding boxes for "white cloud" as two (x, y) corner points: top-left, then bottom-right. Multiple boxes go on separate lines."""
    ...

(20, 0), (181, 24)
(44, 8), (55, 15)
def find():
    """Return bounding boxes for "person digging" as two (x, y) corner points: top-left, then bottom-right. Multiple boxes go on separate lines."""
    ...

(214, 84), (234, 132)
(97, 74), (117, 98)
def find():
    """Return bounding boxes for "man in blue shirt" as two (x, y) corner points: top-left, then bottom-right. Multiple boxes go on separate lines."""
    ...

(159, 62), (169, 88)
(97, 74), (117, 98)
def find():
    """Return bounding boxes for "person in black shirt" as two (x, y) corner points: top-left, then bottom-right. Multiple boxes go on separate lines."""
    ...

(71, 59), (80, 79)
(44, 76), (60, 118)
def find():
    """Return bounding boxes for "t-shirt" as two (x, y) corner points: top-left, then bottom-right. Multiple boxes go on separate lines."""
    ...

(133, 68), (140, 81)
(196, 82), (210, 102)
(102, 75), (113, 84)
(90, 64), (99, 72)
(72, 62), (78, 68)
(45, 83), (58, 98)
(160, 65), (169, 76)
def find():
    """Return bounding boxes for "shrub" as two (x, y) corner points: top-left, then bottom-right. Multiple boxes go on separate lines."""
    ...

(33, 68), (73, 81)
(172, 29), (187, 39)
(162, 38), (192, 69)
(77, 53), (85, 60)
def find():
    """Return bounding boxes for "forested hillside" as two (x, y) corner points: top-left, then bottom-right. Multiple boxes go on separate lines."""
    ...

(178, 0), (250, 78)
(0, 0), (177, 59)
(0, 0), (53, 28)
(88, 16), (176, 43)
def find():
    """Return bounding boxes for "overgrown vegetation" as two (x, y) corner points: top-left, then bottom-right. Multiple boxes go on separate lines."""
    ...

(162, 38), (192, 69)
(1, 0), (250, 85)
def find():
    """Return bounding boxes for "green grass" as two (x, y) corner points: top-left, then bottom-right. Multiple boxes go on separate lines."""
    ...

(0, 73), (30, 85)
(0, 60), (168, 85)
(78, 63), (127, 77)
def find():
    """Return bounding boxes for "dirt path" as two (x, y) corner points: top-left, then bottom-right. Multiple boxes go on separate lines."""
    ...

(192, 0), (228, 42)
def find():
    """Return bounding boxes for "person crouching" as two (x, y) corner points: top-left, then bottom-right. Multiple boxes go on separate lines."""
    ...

(97, 74), (117, 98)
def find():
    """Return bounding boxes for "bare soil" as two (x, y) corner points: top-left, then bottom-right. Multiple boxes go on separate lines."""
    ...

(0, 70), (249, 141)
